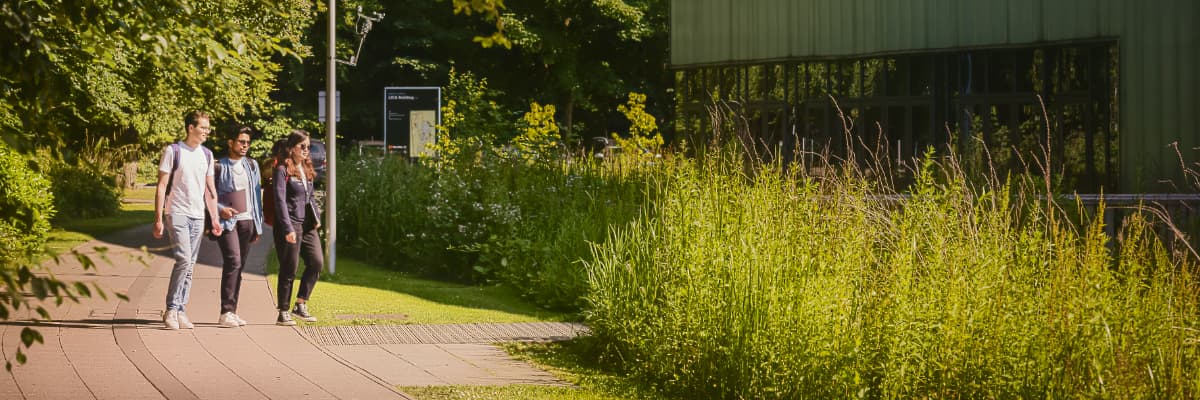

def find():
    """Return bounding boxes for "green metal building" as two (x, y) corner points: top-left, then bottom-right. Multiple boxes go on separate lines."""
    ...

(670, 0), (1199, 192)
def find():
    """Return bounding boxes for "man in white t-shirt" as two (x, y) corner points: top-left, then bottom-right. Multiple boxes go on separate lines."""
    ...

(153, 110), (222, 330)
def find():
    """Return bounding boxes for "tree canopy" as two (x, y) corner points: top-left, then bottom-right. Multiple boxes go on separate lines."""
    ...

(0, 0), (313, 153)
(280, 0), (669, 146)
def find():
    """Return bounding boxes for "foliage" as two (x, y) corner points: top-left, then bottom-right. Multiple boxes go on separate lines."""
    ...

(1, 143), (127, 371)
(339, 137), (651, 310)
(0, 143), (54, 266)
(438, 68), (514, 145)
(583, 143), (1200, 398)
(46, 162), (122, 220)
(450, 0), (511, 49)
(0, 0), (313, 156)
(280, 0), (669, 149)
(609, 92), (662, 158)
(503, 0), (670, 140)
(511, 102), (561, 163)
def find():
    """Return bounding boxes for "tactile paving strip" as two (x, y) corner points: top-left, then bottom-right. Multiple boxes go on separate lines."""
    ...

(299, 322), (591, 346)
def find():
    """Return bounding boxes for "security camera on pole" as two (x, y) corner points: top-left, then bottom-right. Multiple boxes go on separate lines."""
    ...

(326, 3), (383, 274)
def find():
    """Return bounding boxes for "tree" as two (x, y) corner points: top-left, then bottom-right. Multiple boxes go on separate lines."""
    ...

(0, 0), (313, 154)
(495, 0), (670, 141)
(278, 0), (670, 147)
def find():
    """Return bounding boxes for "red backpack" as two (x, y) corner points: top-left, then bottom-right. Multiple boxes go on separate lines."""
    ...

(262, 158), (277, 226)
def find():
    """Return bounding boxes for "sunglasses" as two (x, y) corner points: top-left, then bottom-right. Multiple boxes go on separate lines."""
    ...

(234, 139), (251, 145)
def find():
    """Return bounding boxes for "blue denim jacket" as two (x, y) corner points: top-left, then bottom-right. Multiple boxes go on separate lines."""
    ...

(214, 157), (264, 235)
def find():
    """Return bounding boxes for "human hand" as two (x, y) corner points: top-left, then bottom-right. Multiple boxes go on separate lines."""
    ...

(153, 221), (164, 239)
(211, 223), (222, 237)
(220, 207), (236, 219)
(249, 234), (260, 244)
(285, 232), (297, 244)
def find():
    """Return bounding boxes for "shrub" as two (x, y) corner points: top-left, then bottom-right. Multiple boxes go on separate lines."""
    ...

(338, 143), (653, 309)
(47, 160), (121, 220)
(0, 143), (55, 267)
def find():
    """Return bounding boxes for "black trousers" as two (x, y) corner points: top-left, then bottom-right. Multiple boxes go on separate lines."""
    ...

(216, 219), (256, 314)
(274, 211), (323, 311)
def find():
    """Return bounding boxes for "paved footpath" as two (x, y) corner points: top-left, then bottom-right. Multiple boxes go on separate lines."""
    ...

(1, 224), (588, 399)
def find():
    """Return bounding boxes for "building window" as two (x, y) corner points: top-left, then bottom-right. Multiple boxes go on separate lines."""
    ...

(675, 41), (1119, 192)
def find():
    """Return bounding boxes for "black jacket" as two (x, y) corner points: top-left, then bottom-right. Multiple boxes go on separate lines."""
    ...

(272, 164), (320, 235)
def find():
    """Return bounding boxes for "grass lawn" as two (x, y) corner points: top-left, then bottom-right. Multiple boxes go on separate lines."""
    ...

(261, 254), (661, 399)
(45, 187), (157, 257)
(265, 254), (574, 325)
(402, 385), (620, 400)
(402, 339), (660, 400)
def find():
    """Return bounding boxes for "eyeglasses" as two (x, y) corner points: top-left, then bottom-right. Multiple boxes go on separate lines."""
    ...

(298, 144), (310, 150)
(235, 139), (251, 145)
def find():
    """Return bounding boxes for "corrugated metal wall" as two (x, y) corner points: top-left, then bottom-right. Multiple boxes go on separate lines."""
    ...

(671, 0), (1200, 191)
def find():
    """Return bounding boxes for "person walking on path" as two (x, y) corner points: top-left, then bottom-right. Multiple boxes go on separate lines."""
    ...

(213, 126), (265, 328)
(271, 129), (323, 326)
(153, 110), (222, 330)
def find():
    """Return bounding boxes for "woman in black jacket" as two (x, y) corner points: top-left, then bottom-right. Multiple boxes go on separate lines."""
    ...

(271, 130), (323, 326)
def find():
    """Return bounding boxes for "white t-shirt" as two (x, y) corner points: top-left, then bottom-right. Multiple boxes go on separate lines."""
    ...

(230, 158), (253, 221)
(159, 142), (214, 219)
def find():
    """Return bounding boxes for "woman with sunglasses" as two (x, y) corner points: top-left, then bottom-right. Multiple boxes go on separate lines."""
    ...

(270, 129), (324, 326)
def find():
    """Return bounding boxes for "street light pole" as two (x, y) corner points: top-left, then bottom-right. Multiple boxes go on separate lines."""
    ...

(326, 0), (338, 275)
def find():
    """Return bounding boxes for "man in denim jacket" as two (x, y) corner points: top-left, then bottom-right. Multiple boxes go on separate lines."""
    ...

(212, 126), (265, 327)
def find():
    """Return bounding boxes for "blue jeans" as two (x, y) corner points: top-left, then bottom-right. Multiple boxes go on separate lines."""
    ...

(165, 213), (203, 312)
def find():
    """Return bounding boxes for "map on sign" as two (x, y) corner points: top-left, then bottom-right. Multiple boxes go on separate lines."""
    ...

(382, 87), (440, 157)
(410, 110), (437, 157)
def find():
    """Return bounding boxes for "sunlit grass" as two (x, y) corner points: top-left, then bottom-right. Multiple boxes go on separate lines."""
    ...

(45, 202), (154, 257)
(401, 339), (661, 400)
(402, 385), (614, 400)
(265, 255), (572, 325)
(122, 186), (156, 202)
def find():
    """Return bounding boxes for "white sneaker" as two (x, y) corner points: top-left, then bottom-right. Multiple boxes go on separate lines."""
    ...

(218, 312), (240, 328)
(177, 312), (194, 329)
(233, 313), (248, 326)
(163, 310), (180, 330)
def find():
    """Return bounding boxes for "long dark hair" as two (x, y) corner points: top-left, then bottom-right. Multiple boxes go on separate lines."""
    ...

(279, 130), (316, 180)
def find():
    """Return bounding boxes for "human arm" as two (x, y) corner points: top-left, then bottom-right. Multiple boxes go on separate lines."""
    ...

(205, 174), (222, 237)
(273, 165), (297, 243)
(153, 171), (169, 239)
(153, 146), (171, 239)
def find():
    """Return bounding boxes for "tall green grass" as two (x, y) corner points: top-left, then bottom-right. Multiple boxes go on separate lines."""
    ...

(584, 146), (1200, 398)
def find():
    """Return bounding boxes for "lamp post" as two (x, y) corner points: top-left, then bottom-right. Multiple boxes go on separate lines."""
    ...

(325, 3), (383, 275)
(326, 0), (337, 274)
